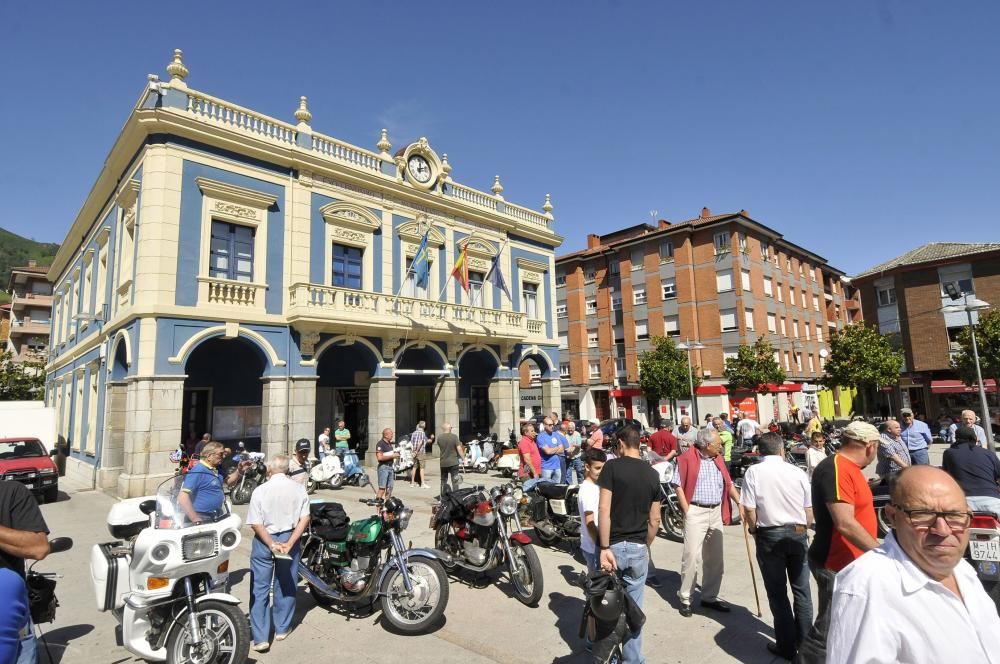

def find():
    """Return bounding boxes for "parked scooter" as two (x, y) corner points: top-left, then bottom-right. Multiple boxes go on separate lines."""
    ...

(653, 460), (684, 542)
(965, 511), (1000, 609)
(90, 477), (249, 663)
(229, 442), (266, 505)
(392, 435), (415, 476)
(310, 453), (346, 490)
(460, 435), (490, 474)
(434, 482), (544, 606)
(342, 448), (371, 487)
(523, 481), (581, 546)
(299, 496), (449, 634)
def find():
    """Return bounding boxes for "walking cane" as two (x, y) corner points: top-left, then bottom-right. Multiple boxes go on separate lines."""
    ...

(741, 517), (763, 618)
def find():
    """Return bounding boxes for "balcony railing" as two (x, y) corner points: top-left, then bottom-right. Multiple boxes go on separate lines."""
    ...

(288, 283), (549, 341)
(198, 276), (267, 310)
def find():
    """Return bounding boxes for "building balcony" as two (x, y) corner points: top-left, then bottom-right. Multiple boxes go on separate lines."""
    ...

(7, 320), (50, 336)
(11, 292), (53, 310)
(197, 276), (267, 311)
(287, 283), (548, 342)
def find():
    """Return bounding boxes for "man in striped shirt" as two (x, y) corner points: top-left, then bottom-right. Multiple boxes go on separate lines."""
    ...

(877, 419), (910, 477)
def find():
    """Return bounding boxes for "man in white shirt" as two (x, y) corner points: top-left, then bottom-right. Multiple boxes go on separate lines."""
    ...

(736, 416), (761, 446)
(246, 455), (311, 652)
(741, 432), (814, 661)
(317, 427), (332, 459)
(577, 447), (607, 572)
(828, 465), (1000, 664)
(675, 416), (699, 453)
(948, 409), (988, 447)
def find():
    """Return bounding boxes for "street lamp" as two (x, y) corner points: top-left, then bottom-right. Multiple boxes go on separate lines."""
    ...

(676, 338), (706, 424)
(942, 296), (995, 453)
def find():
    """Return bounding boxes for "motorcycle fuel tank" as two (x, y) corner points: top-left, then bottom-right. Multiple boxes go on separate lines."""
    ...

(349, 516), (382, 543)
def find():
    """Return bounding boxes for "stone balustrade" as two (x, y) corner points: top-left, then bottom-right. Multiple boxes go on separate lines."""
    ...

(198, 276), (266, 308)
(186, 91), (298, 145)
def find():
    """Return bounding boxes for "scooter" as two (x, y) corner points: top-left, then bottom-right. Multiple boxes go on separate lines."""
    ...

(461, 435), (490, 474)
(965, 511), (1000, 609)
(90, 476), (249, 663)
(342, 449), (371, 487)
(392, 435), (415, 476)
(310, 453), (346, 489)
(229, 443), (266, 505)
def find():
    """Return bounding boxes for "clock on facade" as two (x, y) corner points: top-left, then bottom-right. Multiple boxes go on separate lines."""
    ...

(407, 154), (433, 183)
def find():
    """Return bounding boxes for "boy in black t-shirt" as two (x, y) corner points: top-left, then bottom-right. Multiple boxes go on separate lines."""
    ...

(597, 427), (661, 663)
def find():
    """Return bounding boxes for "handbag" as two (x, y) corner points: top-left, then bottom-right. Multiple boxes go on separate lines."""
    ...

(26, 570), (59, 623)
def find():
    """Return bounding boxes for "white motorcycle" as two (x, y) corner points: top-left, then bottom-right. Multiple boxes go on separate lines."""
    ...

(310, 453), (346, 489)
(89, 477), (249, 663)
(460, 435), (489, 474)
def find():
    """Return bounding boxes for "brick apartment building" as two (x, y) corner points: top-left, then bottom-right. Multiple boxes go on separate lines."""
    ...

(853, 242), (1000, 424)
(5, 261), (53, 365)
(549, 209), (861, 426)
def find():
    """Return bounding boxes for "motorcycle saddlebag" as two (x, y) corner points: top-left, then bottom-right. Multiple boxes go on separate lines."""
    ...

(311, 502), (351, 541)
(89, 542), (131, 612)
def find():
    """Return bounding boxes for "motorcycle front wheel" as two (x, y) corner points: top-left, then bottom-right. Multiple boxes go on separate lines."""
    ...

(306, 478), (317, 495)
(165, 600), (250, 664)
(330, 474), (345, 489)
(661, 505), (684, 542)
(230, 478), (257, 505)
(508, 542), (544, 606)
(379, 557), (449, 634)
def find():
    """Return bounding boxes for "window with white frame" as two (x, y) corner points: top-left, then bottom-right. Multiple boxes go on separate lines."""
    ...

(560, 363), (570, 378)
(633, 287), (647, 306)
(767, 313), (777, 333)
(555, 273), (566, 286)
(609, 260), (620, 275)
(659, 240), (674, 261)
(804, 322), (811, 341)
(559, 334), (568, 350)
(631, 247), (644, 269)
(611, 296), (622, 310)
(800, 290), (807, 308)
(664, 315), (679, 336)
(714, 232), (730, 253)
(716, 270), (734, 293)
(467, 271), (485, 305)
(816, 326), (823, 342)
(876, 286), (896, 307)
(522, 282), (538, 318)
(744, 308), (754, 331)
(780, 317), (787, 335)
(738, 232), (748, 253)
(585, 269), (597, 282)
(773, 350), (780, 366)
(786, 257), (792, 272)
(720, 309), (738, 332)
(212, 221), (256, 282)
(813, 294), (820, 311)
(799, 262), (806, 277)
(808, 354), (815, 373)
(784, 351), (791, 370)
(776, 283), (784, 303)
(760, 242), (771, 260)
(741, 269), (751, 291)
(635, 320), (649, 340)
(588, 331), (598, 348)
(403, 256), (429, 299)
(795, 352), (803, 372)
(589, 361), (601, 379)
(556, 303), (567, 318)
(763, 276), (773, 297)
(586, 299), (597, 314)
(662, 279), (676, 299)
(615, 357), (626, 375)
(793, 320), (800, 337)
(724, 347), (739, 362)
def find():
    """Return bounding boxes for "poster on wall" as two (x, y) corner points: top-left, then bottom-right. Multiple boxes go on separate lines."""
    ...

(212, 406), (262, 440)
(729, 396), (757, 421)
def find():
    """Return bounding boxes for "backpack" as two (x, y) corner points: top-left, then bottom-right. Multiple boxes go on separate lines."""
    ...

(311, 502), (350, 541)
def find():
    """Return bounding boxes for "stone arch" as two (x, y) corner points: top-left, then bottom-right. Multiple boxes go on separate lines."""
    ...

(455, 343), (502, 370)
(110, 336), (130, 381)
(517, 344), (553, 378)
(313, 334), (382, 367)
(168, 325), (285, 370)
(110, 328), (132, 369)
(393, 340), (449, 370)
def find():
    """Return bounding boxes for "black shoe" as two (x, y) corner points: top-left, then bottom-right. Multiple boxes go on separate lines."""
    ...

(679, 604), (692, 617)
(700, 599), (731, 613)
(766, 643), (794, 661)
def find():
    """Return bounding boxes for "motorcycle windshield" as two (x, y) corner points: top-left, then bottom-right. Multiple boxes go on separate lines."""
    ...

(154, 475), (233, 529)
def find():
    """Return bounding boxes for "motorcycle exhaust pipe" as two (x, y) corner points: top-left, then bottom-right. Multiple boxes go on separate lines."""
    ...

(298, 565), (345, 602)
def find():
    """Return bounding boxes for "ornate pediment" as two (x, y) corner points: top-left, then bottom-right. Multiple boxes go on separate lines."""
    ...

(458, 237), (498, 258)
(397, 219), (446, 247)
(196, 177), (277, 211)
(320, 201), (382, 232)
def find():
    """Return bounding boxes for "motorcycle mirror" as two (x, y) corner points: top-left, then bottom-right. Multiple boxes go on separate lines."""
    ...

(48, 537), (73, 554)
(139, 499), (157, 515)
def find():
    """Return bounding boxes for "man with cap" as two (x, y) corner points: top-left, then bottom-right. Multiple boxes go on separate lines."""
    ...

(587, 419), (605, 450)
(648, 420), (678, 462)
(795, 420), (881, 664)
(899, 407), (933, 465)
(287, 439), (312, 488)
(943, 425), (1000, 517)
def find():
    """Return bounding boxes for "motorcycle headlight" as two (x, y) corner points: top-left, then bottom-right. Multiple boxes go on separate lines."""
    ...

(499, 495), (518, 516)
(220, 529), (239, 549)
(397, 507), (413, 531)
(151, 543), (171, 563)
(181, 533), (218, 562)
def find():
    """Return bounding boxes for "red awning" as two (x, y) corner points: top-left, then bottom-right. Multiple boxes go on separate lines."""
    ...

(695, 385), (729, 395)
(766, 383), (802, 393)
(930, 379), (997, 394)
(609, 389), (643, 398)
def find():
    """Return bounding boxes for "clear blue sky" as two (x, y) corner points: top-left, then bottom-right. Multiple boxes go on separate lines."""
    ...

(1, 1), (997, 275)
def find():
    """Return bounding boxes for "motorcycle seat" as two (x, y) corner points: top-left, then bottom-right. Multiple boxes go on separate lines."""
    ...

(536, 483), (570, 500)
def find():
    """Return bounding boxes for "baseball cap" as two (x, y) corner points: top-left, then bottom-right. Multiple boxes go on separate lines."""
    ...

(899, 408), (914, 416)
(842, 421), (881, 443)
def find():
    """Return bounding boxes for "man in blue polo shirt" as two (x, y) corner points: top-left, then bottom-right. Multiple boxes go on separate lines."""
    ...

(536, 417), (565, 482)
(179, 441), (247, 522)
(898, 408), (933, 465)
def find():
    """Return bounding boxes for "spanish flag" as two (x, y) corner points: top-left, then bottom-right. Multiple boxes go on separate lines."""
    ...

(452, 244), (470, 292)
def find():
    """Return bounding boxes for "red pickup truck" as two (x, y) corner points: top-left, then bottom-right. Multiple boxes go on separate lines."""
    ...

(0, 437), (60, 502)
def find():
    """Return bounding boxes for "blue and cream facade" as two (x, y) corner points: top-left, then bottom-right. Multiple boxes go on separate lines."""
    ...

(45, 50), (562, 497)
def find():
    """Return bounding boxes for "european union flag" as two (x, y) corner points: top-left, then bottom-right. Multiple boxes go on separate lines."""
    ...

(486, 252), (511, 301)
(412, 231), (430, 289)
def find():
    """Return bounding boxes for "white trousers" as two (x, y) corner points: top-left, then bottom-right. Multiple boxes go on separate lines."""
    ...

(678, 504), (725, 605)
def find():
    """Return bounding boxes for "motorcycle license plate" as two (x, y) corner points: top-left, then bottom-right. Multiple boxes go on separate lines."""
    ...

(971, 539), (1000, 561)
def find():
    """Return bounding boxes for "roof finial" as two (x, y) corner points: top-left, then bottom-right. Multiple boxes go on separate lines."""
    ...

(543, 193), (553, 216)
(491, 175), (504, 198)
(294, 96), (312, 126)
(441, 153), (452, 180)
(166, 49), (189, 88)
(376, 128), (391, 155)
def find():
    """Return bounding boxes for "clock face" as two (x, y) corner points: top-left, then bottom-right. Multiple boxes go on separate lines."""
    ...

(407, 155), (432, 183)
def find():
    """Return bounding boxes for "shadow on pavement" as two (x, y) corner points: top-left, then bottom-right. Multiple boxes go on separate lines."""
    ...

(37, 623), (94, 664)
(548, 590), (586, 664)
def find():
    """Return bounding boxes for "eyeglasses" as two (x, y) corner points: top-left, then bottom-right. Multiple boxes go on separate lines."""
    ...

(892, 505), (972, 531)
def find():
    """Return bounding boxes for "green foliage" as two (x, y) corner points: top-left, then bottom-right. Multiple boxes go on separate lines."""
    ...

(822, 323), (903, 391)
(0, 349), (46, 400)
(0, 226), (59, 291)
(723, 337), (786, 393)
(638, 336), (701, 415)
(952, 309), (1000, 384)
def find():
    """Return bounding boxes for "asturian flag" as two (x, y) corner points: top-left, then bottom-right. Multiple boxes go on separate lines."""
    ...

(411, 231), (430, 289)
(485, 252), (511, 301)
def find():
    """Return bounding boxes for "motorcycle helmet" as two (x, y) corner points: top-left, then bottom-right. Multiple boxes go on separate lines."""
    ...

(385, 496), (404, 514)
(589, 582), (625, 623)
(295, 438), (311, 453)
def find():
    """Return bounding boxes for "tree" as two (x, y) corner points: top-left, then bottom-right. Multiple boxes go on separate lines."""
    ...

(952, 308), (1000, 385)
(723, 337), (786, 420)
(638, 336), (701, 424)
(822, 323), (903, 416)
(0, 349), (46, 400)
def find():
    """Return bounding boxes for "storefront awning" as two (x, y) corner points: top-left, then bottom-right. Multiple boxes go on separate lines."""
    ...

(609, 389), (643, 398)
(930, 379), (997, 394)
(695, 385), (729, 395)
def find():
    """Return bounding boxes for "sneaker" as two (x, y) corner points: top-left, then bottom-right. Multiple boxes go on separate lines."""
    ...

(252, 642), (270, 652)
(275, 632), (290, 641)
(420, 484), (430, 489)
(410, 482), (416, 487)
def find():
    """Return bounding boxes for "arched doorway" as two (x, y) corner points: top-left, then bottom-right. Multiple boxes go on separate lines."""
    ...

(457, 347), (500, 438)
(395, 343), (449, 444)
(100, 337), (130, 488)
(183, 336), (267, 451)
(517, 350), (560, 422)
(315, 339), (380, 457)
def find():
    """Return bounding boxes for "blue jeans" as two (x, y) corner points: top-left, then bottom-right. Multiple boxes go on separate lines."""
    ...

(610, 541), (649, 664)
(968, 495), (1000, 517)
(377, 464), (394, 490)
(910, 447), (930, 465)
(15, 619), (36, 664)
(755, 527), (813, 656)
(581, 548), (598, 573)
(795, 562), (836, 664)
(250, 531), (300, 645)
(568, 458), (585, 485)
(541, 467), (561, 482)
(522, 477), (552, 492)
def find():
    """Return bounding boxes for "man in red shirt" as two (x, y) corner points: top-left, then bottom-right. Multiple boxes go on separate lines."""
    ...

(796, 420), (880, 664)
(518, 422), (542, 480)
(649, 420), (679, 461)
